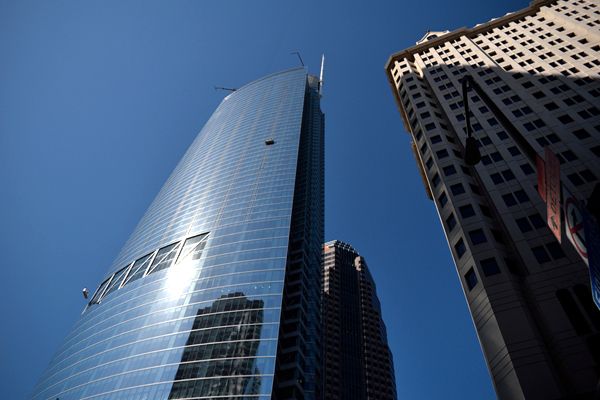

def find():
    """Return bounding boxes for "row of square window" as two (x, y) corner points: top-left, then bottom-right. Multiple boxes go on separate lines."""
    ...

(437, 181), (485, 207)
(463, 256), (502, 291)
(406, 79), (597, 162)
(88, 232), (210, 307)
(461, 238), (567, 292)
(422, 130), (593, 192)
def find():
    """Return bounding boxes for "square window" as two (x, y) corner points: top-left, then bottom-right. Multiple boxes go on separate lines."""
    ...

(507, 146), (521, 156)
(503, 193), (517, 207)
(450, 183), (466, 195)
(430, 135), (442, 144)
(496, 130), (508, 140)
(436, 149), (449, 159)
(529, 213), (545, 229)
(446, 214), (457, 231)
(514, 189), (529, 203)
(455, 238), (467, 258)
(438, 192), (448, 207)
(532, 246), (551, 263)
(464, 267), (478, 290)
(547, 134), (560, 143)
(490, 152), (502, 162)
(470, 184), (481, 195)
(544, 102), (559, 111)
(578, 110), (591, 119)
(443, 165), (457, 176)
(501, 169), (515, 180)
(459, 204), (476, 218)
(490, 173), (503, 184)
(481, 257), (501, 276)
(491, 229), (505, 244)
(546, 242), (565, 260)
(580, 169), (596, 182)
(520, 163), (534, 175)
(516, 217), (533, 233)
(425, 157), (434, 169)
(568, 173), (585, 186)
(532, 91), (546, 99)
(558, 114), (574, 124)
(561, 150), (576, 161)
(469, 229), (487, 245)
(432, 173), (441, 187)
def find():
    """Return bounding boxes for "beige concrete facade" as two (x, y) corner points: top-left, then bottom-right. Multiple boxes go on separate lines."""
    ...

(385, 0), (600, 399)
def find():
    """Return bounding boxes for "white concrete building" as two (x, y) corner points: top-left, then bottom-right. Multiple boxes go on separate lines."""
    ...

(386, 0), (600, 399)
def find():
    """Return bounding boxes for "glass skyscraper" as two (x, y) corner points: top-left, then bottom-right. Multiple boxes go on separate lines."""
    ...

(322, 241), (397, 400)
(31, 67), (324, 400)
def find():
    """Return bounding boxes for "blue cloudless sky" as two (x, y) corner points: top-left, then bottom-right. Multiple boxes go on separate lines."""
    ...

(0, 0), (529, 398)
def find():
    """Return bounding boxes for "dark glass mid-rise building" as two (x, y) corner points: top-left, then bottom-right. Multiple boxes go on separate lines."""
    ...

(31, 67), (324, 400)
(322, 240), (397, 400)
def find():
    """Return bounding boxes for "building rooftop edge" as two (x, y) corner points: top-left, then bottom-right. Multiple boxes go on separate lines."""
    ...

(384, 0), (555, 70)
(324, 240), (360, 255)
(225, 67), (308, 99)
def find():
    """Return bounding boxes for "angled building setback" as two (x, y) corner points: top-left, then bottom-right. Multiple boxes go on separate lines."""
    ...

(31, 68), (324, 400)
(386, 0), (600, 399)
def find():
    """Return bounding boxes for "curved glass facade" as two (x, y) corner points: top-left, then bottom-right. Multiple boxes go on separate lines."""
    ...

(31, 68), (323, 400)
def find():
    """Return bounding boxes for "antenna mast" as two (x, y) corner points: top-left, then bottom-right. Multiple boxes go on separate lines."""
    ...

(319, 54), (325, 96)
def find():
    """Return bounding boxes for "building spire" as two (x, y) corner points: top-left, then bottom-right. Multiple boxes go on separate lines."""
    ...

(319, 54), (325, 96)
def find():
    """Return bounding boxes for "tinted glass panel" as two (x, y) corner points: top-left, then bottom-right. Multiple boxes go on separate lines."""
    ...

(177, 233), (210, 264)
(102, 265), (130, 298)
(465, 268), (478, 290)
(89, 278), (111, 305)
(31, 68), (314, 400)
(123, 252), (155, 285)
(148, 241), (182, 275)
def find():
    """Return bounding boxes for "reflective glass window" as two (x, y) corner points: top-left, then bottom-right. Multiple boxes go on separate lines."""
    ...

(177, 233), (210, 264)
(148, 241), (182, 275)
(124, 252), (155, 285)
(102, 265), (131, 298)
(89, 278), (111, 305)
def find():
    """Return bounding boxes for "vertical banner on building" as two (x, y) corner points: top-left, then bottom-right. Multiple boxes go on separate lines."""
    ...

(545, 147), (561, 243)
(582, 208), (600, 311)
(536, 154), (546, 201)
(564, 187), (588, 265)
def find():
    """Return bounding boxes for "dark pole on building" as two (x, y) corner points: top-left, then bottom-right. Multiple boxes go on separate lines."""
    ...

(462, 75), (538, 164)
(462, 76), (481, 166)
(461, 74), (600, 226)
